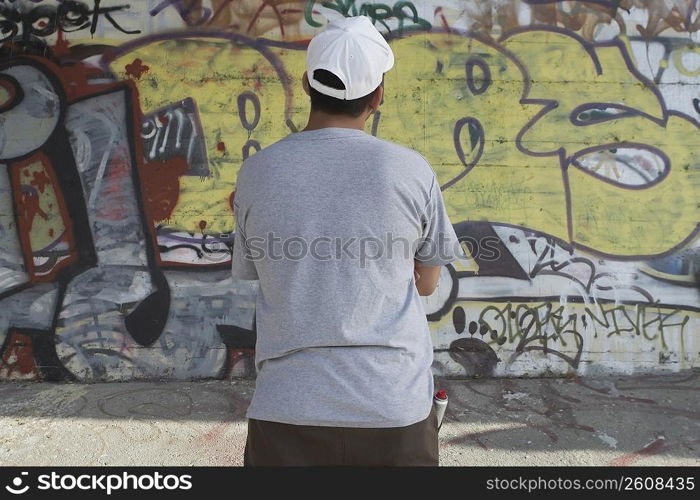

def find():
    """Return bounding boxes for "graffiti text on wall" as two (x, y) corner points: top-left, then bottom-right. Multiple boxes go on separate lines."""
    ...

(0, 0), (697, 381)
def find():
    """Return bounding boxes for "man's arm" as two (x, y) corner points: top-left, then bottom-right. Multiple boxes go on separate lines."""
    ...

(231, 171), (259, 281)
(414, 260), (441, 296)
(413, 173), (462, 295)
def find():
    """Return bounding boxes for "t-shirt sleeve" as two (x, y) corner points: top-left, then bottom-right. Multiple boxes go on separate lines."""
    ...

(231, 182), (259, 281)
(415, 176), (463, 266)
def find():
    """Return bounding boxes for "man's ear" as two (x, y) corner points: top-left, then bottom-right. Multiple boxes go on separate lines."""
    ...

(369, 85), (384, 112)
(302, 72), (310, 96)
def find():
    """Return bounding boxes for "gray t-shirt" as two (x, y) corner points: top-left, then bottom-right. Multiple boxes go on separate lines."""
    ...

(232, 127), (461, 427)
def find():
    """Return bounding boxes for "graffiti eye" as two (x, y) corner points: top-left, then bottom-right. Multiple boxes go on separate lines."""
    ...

(571, 104), (633, 125)
(570, 145), (669, 187)
(33, 17), (51, 29)
(465, 57), (491, 95)
(444, 117), (484, 190)
(59, 1), (91, 31)
(27, 6), (57, 37)
(0, 8), (20, 42)
(453, 118), (483, 166)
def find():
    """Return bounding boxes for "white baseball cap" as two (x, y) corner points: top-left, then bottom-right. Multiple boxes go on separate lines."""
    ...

(306, 16), (394, 100)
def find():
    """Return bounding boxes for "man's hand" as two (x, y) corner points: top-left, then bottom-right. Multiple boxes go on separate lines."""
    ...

(413, 260), (441, 296)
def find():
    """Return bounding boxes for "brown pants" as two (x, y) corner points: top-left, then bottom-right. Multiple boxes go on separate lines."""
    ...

(244, 407), (439, 466)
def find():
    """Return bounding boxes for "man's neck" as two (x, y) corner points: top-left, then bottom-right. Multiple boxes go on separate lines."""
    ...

(302, 111), (368, 132)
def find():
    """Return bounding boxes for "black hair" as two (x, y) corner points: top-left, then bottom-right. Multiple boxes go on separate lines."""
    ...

(309, 69), (380, 118)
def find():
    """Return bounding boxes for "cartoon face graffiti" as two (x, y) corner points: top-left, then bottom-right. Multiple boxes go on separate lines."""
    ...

(375, 30), (699, 259)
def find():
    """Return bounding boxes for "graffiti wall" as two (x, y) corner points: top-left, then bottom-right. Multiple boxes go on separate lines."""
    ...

(0, 0), (698, 381)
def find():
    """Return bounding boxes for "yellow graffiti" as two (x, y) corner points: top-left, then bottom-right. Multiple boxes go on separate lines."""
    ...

(376, 33), (569, 243)
(18, 160), (67, 253)
(501, 30), (698, 255)
(672, 46), (700, 77)
(111, 29), (699, 257)
(113, 38), (296, 235)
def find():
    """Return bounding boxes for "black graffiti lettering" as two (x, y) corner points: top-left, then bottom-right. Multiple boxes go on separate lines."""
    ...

(25, 5), (56, 38)
(0, 6), (20, 42)
(476, 302), (691, 370)
(88, 0), (101, 34)
(0, 0), (138, 42)
(58, 1), (92, 33)
(479, 302), (583, 368)
(585, 303), (690, 348)
(101, 7), (140, 35)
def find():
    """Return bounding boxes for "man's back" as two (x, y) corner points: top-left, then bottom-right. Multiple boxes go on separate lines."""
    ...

(232, 127), (457, 427)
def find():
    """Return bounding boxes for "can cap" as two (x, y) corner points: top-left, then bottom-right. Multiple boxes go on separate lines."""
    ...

(435, 390), (447, 400)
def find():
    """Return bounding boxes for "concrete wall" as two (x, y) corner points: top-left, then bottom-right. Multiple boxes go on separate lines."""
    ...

(0, 0), (698, 381)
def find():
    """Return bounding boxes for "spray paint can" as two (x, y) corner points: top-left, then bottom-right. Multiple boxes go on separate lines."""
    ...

(433, 390), (448, 431)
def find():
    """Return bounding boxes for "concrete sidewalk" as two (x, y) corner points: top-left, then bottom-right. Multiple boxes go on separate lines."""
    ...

(0, 373), (698, 466)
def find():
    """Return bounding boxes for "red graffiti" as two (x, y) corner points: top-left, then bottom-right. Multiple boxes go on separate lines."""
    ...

(0, 332), (41, 381)
(52, 29), (71, 58)
(55, 61), (109, 101)
(223, 348), (255, 378)
(141, 157), (187, 223)
(609, 437), (668, 466)
(19, 191), (48, 231)
(30, 169), (52, 194)
(11, 153), (78, 283)
(97, 153), (130, 221)
(125, 58), (150, 80)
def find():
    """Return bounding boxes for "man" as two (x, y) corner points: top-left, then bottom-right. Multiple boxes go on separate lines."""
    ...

(232, 16), (461, 466)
